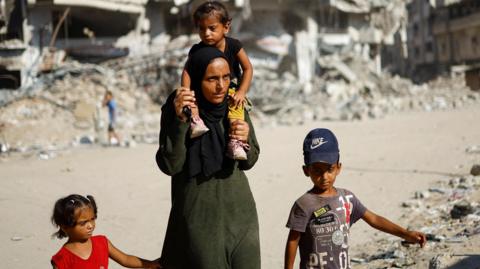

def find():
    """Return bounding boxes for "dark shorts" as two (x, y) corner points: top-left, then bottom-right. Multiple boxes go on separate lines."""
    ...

(108, 123), (115, 132)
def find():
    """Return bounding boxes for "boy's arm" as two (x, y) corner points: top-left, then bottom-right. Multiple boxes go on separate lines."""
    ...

(284, 230), (301, 269)
(362, 209), (426, 247)
(108, 240), (161, 268)
(234, 48), (253, 107)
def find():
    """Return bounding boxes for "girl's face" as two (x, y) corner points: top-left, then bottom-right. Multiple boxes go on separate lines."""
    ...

(197, 14), (230, 47)
(201, 58), (231, 104)
(63, 206), (96, 242)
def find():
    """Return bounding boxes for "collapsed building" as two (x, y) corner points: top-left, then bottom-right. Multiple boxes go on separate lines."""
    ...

(218, 0), (409, 91)
(0, 0), (154, 89)
(0, 0), (479, 154)
(407, 0), (480, 90)
(0, 0), (408, 89)
(0, 0), (205, 89)
(406, 0), (437, 82)
(433, 0), (480, 91)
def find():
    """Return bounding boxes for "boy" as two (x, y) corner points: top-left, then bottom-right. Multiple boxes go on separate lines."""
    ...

(102, 91), (120, 145)
(284, 128), (426, 269)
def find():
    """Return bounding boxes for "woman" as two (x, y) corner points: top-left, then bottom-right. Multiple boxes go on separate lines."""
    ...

(156, 47), (260, 269)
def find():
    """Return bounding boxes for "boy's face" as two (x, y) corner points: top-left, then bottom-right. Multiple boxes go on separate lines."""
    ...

(197, 14), (230, 47)
(303, 162), (341, 194)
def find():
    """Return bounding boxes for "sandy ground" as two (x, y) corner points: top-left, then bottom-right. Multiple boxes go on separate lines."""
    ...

(1, 105), (479, 269)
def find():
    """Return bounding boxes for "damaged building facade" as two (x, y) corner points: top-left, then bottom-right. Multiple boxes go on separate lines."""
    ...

(406, 0), (437, 81)
(0, 0), (177, 89)
(224, 0), (408, 91)
(1, 0), (479, 152)
(407, 0), (480, 90)
(1, 0), (409, 91)
(433, 0), (480, 90)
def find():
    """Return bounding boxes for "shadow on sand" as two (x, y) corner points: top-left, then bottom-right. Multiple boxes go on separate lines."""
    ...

(346, 167), (463, 178)
(446, 255), (480, 269)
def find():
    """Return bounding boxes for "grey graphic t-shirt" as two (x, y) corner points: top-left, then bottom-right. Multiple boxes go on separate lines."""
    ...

(286, 188), (367, 269)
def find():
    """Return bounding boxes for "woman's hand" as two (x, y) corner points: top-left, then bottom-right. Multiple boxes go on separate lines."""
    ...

(230, 119), (249, 142)
(174, 87), (196, 122)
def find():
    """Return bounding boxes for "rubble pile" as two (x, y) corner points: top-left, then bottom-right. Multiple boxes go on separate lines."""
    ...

(249, 52), (480, 126)
(0, 35), (203, 156)
(0, 61), (161, 155)
(352, 166), (480, 268)
(1, 33), (480, 156)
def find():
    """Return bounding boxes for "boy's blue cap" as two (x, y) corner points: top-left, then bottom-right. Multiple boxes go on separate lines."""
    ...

(303, 128), (339, 165)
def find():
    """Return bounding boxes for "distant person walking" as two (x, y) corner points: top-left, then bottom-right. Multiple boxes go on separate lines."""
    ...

(103, 91), (120, 145)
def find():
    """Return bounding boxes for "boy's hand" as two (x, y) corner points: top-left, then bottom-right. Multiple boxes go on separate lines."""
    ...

(403, 231), (427, 247)
(231, 90), (246, 109)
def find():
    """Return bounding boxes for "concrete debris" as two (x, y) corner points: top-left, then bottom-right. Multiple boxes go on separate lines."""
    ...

(353, 173), (480, 268)
(1, 1), (480, 154)
(450, 200), (474, 219)
(428, 254), (444, 269)
(248, 50), (480, 126)
(470, 164), (480, 176)
(79, 136), (95, 145)
(466, 145), (480, 154)
(1, 28), (480, 156)
(0, 59), (161, 156)
(38, 150), (56, 160)
(10, 236), (23, 242)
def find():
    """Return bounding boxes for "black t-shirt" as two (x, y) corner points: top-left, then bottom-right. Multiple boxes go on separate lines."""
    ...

(186, 36), (243, 80)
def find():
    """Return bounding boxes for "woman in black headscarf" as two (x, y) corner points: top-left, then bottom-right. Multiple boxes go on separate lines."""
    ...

(156, 47), (260, 269)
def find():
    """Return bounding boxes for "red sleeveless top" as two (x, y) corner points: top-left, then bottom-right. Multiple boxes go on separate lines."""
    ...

(51, 235), (109, 269)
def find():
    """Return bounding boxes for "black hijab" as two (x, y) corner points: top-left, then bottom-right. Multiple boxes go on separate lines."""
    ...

(186, 47), (229, 178)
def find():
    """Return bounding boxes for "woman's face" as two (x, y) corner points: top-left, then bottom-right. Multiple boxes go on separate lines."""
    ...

(201, 58), (231, 104)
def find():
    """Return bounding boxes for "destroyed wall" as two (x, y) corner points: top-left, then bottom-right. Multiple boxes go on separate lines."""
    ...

(29, 0), (148, 50)
(433, 1), (480, 65)
(406, 0), (438, 82)
(0, 0), (28, 89)
(0, 0), (152, 89)
(1, 0), (25, 41)
(146, 1), (167, 40)
(431, 0), (480, 90)
(238, 2), (293, 73)
(2, 0), (480, 154)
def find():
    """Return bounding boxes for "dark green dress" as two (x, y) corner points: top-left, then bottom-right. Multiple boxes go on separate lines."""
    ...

(156, 96), (260, 269)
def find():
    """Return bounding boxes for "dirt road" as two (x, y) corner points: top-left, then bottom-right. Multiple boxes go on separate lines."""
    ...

(1, 105), (479, 268)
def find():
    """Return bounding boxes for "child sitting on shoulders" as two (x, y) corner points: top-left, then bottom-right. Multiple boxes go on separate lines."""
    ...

(181, 1), (253, 160)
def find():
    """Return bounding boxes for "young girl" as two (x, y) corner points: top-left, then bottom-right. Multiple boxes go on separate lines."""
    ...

(51, 194), (161, 269)
(181, 1), (253, 160)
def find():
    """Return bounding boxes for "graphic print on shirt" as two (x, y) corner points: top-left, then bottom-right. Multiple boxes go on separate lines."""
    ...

(306, 195), (354, 269)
